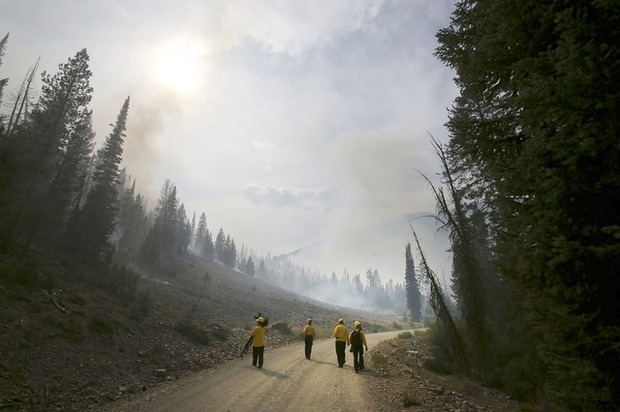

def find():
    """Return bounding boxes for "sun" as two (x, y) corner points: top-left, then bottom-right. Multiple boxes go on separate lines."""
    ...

(154, 38), (204, 94)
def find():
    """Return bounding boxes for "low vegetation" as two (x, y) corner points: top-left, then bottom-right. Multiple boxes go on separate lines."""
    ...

(0, 251), (397, 411)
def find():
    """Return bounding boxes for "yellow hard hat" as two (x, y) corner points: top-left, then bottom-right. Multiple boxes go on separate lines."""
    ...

(354, 321), (361, 328)
(257, 316), (265, 323)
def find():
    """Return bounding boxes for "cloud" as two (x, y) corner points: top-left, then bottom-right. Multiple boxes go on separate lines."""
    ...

(242, 184), (346, 210)
(219, 0), (385, 56)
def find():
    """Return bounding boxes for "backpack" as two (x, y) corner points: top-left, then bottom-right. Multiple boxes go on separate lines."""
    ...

(350, 330), (362, 347)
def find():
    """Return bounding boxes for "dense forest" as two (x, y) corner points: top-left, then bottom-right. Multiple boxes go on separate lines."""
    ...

(1, 0), (618, 409)
(417, 1), (618, 410)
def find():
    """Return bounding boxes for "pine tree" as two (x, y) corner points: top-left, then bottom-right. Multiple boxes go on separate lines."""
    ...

(405, 242), (421, 323)
(68, 97), (129, 261)
(20, 49), (94, 251)
(435, 1), (619, 408)
(116, 179), (147, 264)
(174, 203), (190, 255)
(156, 180), (178, 252)
(215, 228), (226, 263)
(245, 256), (255, 277)
(201, 228), (214, 260)
(194, 212), (207, 253)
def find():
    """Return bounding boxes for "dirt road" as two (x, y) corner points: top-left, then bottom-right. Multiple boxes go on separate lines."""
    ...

(104, 330), (404, 411)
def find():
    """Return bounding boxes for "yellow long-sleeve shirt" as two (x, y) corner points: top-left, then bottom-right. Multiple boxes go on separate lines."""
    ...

(303, 324), (316, 337)
(332, 324), (349, 343)
(251, 325), (267, 347)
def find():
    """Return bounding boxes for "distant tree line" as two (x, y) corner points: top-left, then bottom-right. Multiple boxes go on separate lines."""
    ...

(0, 38), (240, 275)
(243, 249), (412, 314)
(418, 2), (619, 410)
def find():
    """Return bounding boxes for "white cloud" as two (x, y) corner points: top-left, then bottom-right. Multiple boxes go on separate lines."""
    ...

(219, 0), (385, 56)
(242, 184), (346, 211)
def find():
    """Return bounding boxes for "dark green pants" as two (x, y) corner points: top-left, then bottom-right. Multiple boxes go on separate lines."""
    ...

(335, 341), (346, 367)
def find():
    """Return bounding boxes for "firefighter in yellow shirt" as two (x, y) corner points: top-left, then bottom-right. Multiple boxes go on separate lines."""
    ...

(332, 318), (349, 367)
(251, 316), (268, 368)
(303, 319), (316, 360)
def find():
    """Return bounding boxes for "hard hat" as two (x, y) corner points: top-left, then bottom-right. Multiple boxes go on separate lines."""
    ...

(257, 316), (265, 323)
(354, 321), (361, 327)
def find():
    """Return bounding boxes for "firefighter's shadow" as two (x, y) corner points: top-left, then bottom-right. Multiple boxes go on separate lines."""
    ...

(309, 359), (333, 366)
(253, 367), (288, 379)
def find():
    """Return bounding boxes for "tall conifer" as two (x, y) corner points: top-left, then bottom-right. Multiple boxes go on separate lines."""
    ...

(68, 97), (129, 261)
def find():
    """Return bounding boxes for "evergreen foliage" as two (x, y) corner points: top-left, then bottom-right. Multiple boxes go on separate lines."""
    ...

(404, 242), (421, 323)
(66, 97), (129, 261)
(435, 1), (619, 408)
(139, 180), (192, 269)
(115, 179), (147, 265)
(214, 228), (236, 267)
(0, 48), (94, 252)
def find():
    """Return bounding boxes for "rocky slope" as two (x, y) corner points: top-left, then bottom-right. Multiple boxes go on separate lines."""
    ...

(0, 252), (516, 411)
(362, 332), (519, 411)
(0, 252), (393, 411)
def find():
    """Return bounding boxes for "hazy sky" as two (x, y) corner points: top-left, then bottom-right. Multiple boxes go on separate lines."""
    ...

(1, 0), (457, 284)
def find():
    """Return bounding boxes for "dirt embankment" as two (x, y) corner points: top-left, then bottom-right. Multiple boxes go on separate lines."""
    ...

(0, 254), (516, 411)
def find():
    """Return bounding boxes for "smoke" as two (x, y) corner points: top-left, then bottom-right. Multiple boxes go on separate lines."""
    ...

(122, 89), (184, 208)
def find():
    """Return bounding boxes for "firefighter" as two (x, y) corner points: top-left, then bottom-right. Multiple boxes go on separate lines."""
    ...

(332, 318), (349, 367)
(303, 319), (316, 360)
(349, 321), (368, 372)
(251, 316), (268, 368)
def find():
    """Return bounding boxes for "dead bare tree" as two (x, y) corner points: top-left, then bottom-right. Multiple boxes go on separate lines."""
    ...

(411, 228), (469, 375)
(6, 57), (39, 136)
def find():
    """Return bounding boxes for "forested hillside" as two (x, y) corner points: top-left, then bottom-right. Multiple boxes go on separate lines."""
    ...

(417, 1), (619, 410)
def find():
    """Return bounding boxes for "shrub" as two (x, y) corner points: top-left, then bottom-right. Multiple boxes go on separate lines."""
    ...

(271, 322), (293, 335)
(102, 265), (138, 305)
(210, 324), (228, 341)
(0, 258), (53, 289)
(175, 320), (210, 345)
(129, 290), (151, 320)
(403, 393), (421, 407)
(398, 331), (415, 339)
(371, 352), (388, 368)
(89, 316), (115, 337)
(43, 315), (85, 341)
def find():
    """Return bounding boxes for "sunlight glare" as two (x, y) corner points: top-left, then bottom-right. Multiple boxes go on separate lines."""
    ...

(155, 37), (204, 95)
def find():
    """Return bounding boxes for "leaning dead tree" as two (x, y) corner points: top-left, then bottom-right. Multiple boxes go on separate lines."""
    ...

(5, 57), (39, 136)
(411, 228), (469, 375)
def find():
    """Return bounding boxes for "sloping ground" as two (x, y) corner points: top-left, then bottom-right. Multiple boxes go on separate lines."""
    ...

(0, 252), (395, 411)
(0, 252), (516, 412)
(363, 332), (519, 411)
